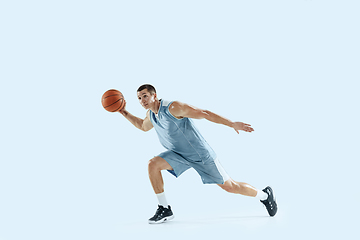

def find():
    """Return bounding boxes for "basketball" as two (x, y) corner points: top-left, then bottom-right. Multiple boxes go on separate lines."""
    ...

(101, 89), (125, 112)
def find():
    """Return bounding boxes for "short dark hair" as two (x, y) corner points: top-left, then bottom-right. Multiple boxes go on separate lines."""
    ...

(137, 84), (156, 94)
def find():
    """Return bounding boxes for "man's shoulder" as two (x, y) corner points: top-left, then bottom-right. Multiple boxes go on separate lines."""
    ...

(166, 101), (185, 119)
(161, 99), (173, 107)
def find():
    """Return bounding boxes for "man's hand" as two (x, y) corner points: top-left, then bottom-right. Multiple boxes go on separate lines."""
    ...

(118, 100), (127, 114)
(232, 122), (254, 134)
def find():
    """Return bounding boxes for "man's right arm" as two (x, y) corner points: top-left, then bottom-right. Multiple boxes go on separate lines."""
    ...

(120, 109), (153, 132)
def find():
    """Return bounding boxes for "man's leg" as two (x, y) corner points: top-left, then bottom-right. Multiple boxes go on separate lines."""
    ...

(147, 156), (174, 224)
(218, 178), (277, 216)
(217, 178), (261, 197)
(148, 156), (173, 194)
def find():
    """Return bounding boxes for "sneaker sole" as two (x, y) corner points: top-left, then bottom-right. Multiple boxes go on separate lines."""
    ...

(269, 185), (276, 202)
(267, 186), (277, 217)
(148, 215), (174, 224)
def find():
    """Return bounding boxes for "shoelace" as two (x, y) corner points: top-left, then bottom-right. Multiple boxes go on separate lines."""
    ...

(266, 200), (274, 209)
(264, 197), (275, 209)
(150, 206), (164, 219)
(264, 191), (275, 209)
(156, 207), (164, 215)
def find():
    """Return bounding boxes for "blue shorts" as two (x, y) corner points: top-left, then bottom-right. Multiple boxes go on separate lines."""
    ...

(158, 150), (230, 184)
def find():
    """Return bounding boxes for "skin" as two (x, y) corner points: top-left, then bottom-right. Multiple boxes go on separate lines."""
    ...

(120, 89), (258, 197)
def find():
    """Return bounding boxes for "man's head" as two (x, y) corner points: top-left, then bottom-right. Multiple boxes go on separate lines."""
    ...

(137, 84), (156, 95)
(137, 84), (158, 109)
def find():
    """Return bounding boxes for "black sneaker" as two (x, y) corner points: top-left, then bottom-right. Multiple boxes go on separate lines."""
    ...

(148, 205), (174, 224)
(260, 186), (277, 217)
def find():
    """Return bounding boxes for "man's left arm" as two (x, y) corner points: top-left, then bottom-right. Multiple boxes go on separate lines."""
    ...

(169, 101), (254, 133)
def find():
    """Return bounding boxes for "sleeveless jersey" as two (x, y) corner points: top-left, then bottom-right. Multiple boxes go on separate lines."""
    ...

(149, 100), (217, 163)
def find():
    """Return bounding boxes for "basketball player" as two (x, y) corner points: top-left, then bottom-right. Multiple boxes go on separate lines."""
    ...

(119, 84), (277, 224)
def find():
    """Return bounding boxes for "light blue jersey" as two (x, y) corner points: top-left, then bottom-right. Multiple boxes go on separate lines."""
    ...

(149, 99), (229, 184)
(149, 100), (217, 164)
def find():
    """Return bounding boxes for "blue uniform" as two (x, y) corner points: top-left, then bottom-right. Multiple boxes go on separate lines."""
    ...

(149, 100), (229, 184)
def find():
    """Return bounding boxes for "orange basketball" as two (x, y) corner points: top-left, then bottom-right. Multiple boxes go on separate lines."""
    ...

(101, 89), (125, 112)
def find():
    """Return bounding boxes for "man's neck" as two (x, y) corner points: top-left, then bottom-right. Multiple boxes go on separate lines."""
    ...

(151, 99), (161, 114)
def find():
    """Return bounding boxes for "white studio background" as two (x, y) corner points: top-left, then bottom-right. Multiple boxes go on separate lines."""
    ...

(0, 1), (359, 240)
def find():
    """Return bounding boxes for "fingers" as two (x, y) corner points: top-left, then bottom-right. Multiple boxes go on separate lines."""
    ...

(234, 122), (254, 133)
(243, 123), (254, 132)
(243, 125), (254, 132)
(119, 100), (126, 114)
(246, 127), (254, 132)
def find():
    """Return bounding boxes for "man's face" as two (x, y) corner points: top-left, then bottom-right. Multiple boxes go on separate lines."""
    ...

(137, 89), (156, 109)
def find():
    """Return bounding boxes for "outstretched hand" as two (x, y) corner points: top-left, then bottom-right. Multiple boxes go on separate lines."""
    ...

(232, 122), (254, 134)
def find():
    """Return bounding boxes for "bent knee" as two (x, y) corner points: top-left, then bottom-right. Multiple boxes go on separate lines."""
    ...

(148, 157), (169, 171)
(148, 157), (159, 171)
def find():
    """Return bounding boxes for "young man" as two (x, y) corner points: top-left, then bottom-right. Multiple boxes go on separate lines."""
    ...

(119, 84), (277, 224)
